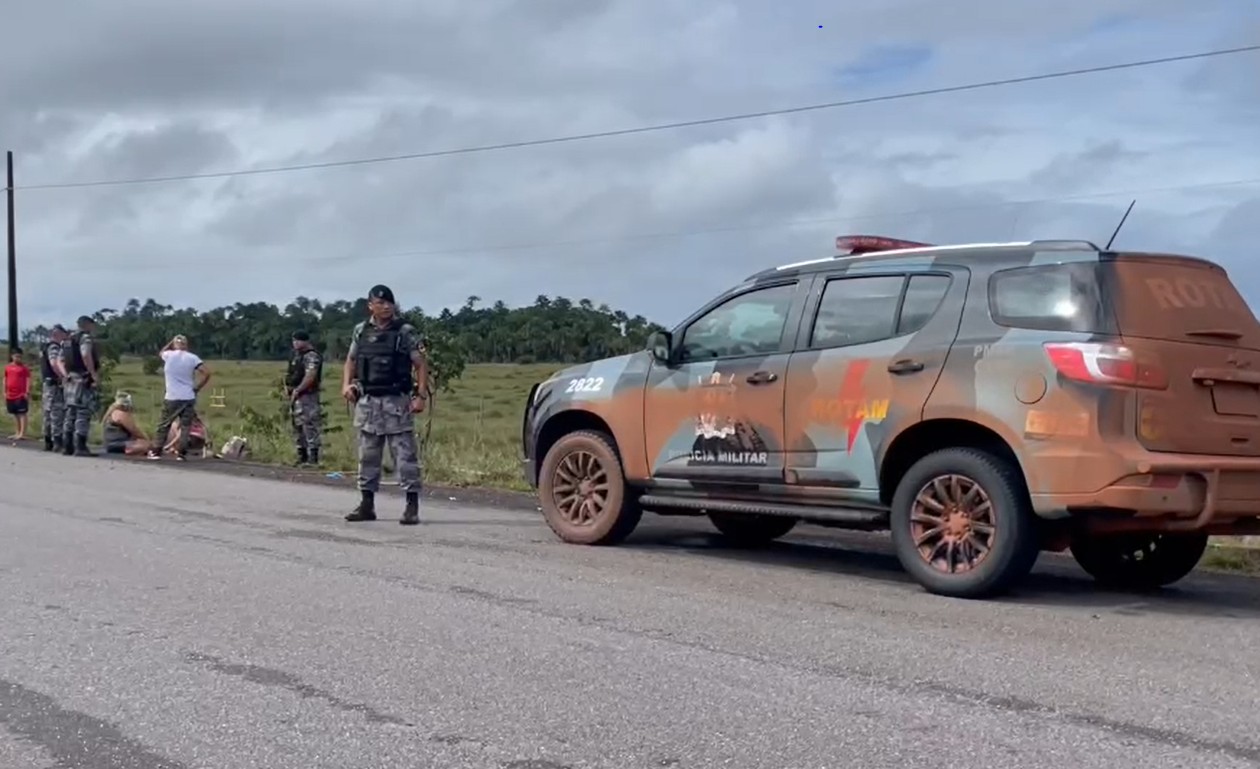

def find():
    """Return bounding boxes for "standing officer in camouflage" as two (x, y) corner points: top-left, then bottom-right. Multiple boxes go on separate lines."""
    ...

(341, 284), (428, 525)
(38, 324), (69, 452)
(62, 315), (100, 456)
(286, 330), (324, 466)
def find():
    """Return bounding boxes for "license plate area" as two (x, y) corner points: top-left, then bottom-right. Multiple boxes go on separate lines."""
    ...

(1211, 383), (1260, 416)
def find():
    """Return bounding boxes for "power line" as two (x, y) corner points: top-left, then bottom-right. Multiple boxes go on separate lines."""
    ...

(18, 44), (1260, 192)
(298, 173), (1260, 263)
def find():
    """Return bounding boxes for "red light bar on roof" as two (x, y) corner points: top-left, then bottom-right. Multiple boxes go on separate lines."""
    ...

(836, 235), (934, 255)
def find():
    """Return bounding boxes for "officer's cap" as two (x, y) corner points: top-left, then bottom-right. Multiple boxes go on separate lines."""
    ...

(292, 330), (310, 341)
(368, 284), (395, 304)
(76, 315), (94, 326)
(51, 324), (67, 333)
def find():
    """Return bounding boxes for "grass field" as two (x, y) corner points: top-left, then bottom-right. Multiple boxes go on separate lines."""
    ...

(31, 358), (560, 491)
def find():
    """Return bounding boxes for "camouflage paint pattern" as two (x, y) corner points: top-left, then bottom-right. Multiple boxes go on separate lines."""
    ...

(521, 240), (1260, 534)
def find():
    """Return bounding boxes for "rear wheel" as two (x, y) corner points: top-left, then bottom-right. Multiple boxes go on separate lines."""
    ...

(538, 430), (641, 546)
(1069, 532), (1208, 590)
(708, 512), (797, 547)
(890, 448), (1040, 599)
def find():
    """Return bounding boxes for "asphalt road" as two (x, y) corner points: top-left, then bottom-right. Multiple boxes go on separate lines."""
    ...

(2, 447), (1260, 768)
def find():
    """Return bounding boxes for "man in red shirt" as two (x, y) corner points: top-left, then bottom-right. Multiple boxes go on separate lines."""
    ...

(4, 347), (32, 440)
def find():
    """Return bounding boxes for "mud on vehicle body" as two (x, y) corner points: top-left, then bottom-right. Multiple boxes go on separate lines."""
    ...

(520, 235), (1260, 599)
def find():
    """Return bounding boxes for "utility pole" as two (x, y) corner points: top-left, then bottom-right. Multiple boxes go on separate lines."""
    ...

(6, 150), (16, 351)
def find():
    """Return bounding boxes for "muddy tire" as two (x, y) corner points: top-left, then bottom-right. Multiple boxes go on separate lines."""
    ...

(890, 448), (1040, 599)
(1069, 532), (1208, 590)
(708, 512), (797, 547)
(538, 430), (641, 546)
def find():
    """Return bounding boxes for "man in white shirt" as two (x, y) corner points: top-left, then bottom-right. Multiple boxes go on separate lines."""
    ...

(147, 335), (212, 461)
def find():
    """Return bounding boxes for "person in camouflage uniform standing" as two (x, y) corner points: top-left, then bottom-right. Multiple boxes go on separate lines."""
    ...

(39, 324), (69, 452)
(286, 330), (323, 466)
(62, 315), (100, 456)
(341, 284), (428, 525)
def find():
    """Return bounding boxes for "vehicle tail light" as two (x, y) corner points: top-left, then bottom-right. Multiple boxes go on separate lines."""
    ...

(1043, 342), (1168, 390)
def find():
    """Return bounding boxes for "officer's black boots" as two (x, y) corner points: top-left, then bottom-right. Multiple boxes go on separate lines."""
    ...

(74, 435), (95, 456)
(43, 432), (54, 452)
(295, 447), (308, 466)
(400, 491), (420, 525)
(61, 431), (75, 456)
(308, 448), (319, 466)
(346, 491), (376, 522)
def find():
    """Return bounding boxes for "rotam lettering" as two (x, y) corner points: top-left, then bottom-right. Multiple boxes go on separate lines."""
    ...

(1145, 277), (1242, 311)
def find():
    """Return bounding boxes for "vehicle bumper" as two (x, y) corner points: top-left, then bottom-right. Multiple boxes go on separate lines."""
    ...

(520, 382), (541, 490)
(1030, 453), (1260, 532)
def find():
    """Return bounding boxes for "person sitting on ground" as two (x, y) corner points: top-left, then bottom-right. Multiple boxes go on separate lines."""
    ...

(164, 416), (209, 458)
(4, 347), (31, 440)
(100, 392), (154, 455)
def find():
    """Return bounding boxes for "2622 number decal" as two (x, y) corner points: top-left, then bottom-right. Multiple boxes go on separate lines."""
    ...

(565, 377), (605, 394)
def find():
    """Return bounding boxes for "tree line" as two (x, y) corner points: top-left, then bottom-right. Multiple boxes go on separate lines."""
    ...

(17, 294), (668, 390)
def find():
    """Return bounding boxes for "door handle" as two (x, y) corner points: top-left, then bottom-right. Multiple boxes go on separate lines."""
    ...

(887, 359), (924, 374)
(746, 370), (779, 385)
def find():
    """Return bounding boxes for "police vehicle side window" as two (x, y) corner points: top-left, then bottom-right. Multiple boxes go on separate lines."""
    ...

(809, 275), (905, 349)
(897, 274), (952, 334)
(678, 283), (796, 362)
(989, 262), (1115, 333)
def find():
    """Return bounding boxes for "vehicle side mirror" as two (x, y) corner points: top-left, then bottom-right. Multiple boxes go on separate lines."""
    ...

(648, 331), (672, 364)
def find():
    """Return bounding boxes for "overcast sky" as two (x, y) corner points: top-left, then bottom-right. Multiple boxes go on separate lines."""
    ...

(2, 0), (1258, 329)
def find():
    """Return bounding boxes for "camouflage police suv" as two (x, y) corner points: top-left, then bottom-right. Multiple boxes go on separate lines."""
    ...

(520, 235), (1260, 598)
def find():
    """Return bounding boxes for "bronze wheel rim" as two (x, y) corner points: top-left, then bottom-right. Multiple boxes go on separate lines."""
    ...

(551, 450), (609, 527)
(910, 474), (996, 574)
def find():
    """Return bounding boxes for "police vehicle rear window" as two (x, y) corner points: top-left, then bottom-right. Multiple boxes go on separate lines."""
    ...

(988, 262), (1117, 334)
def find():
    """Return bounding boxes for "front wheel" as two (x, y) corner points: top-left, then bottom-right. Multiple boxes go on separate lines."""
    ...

(538, 430), (642, 546)
(1069, 532), (1208, 590)
(890, 448), (1040, 599)
(708, 512), (797, 547)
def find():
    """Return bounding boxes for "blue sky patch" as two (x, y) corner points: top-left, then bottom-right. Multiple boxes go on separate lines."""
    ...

(835, 44), (933, 86)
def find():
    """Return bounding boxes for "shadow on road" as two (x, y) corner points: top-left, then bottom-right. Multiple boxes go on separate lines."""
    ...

(620, 522), (1260, 619)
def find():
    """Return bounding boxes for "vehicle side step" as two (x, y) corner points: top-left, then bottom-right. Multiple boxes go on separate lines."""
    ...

(638, 494), (886, 526)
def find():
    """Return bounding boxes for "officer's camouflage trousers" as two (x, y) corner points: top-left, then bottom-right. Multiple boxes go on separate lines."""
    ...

(353, 394), (422, 493)
(291, 392), (322, 455)
(62, 376), (98, 440)
(41, 379), (65, 442)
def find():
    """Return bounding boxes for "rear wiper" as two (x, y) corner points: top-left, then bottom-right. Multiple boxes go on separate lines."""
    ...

(1186, 328), (1244, 340)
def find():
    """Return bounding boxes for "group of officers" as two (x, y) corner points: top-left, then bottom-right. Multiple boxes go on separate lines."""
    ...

(36, 283), (430, 525)
(36, 315), (103, 457)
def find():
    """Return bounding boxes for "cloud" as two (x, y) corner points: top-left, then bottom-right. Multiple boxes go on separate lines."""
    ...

(2, 0), (1258, 330)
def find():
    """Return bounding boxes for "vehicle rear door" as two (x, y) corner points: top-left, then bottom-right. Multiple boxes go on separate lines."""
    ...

(783, 267), (966, 492)
(643, 279), (806, 485)
(1106, 255), (1260, 457)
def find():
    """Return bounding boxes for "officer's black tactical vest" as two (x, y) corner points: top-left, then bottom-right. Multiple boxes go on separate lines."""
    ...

(66, 332), (89, 375)
(39, 341), (57, 381)
(286, 349), (323, 391)
(354, 319), (412, 397)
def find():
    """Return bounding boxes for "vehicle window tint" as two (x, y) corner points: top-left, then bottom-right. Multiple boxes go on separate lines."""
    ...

(679, 283), (796, 361)
(897, 274), (951, 334)
(989, 262), (1114, 333)
(811, 275), (905, 348)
